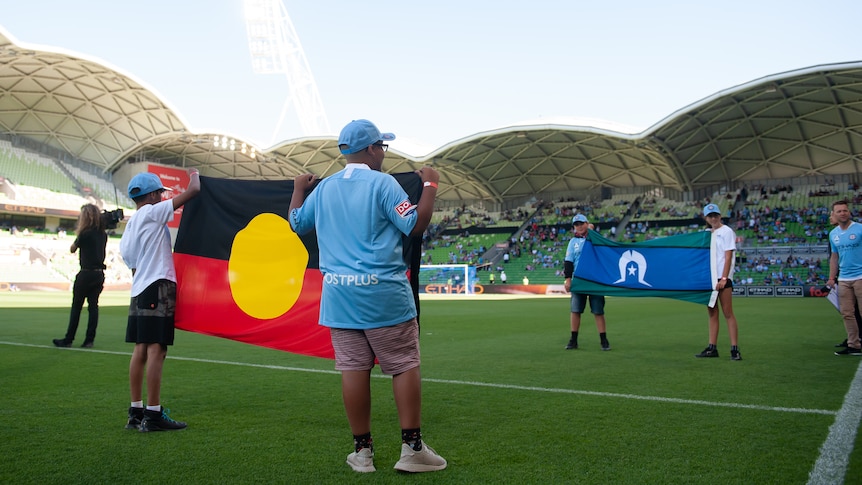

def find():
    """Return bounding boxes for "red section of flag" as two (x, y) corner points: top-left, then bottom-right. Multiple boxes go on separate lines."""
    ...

(174, 253), (333, 359)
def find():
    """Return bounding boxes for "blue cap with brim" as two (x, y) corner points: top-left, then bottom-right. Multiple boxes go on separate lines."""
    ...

(338, 119), (395, 154)
(703, 203), (720, 216)
(572, 214), (588, 224)
(128, 172), (170, 199)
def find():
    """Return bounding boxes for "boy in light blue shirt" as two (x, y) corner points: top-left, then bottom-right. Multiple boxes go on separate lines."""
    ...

(289, 119), (447, 473)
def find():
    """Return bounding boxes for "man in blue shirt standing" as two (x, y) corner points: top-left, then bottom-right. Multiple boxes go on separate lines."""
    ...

(828, 200), (862, 356)
(563, 214), (610, 351)
(289, 119), (447, 473)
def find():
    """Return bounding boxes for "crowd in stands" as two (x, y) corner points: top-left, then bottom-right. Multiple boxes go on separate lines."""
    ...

(418, 182), (861, 287)
(3, 137), (860, 290)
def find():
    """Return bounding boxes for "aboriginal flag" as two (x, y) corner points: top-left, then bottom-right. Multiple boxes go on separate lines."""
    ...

(173, 174), (424, 359)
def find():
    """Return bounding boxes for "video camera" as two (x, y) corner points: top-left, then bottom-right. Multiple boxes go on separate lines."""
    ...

(101, 209), (124, 229)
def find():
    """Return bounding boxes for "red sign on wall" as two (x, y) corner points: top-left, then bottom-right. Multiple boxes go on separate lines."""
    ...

(147, 164), (191, 228)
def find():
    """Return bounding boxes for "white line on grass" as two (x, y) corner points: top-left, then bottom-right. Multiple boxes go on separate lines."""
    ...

(2, 341), (838, 416)
(807, 359), (862, 485)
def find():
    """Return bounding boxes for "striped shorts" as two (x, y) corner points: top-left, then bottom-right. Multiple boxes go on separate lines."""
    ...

(330, 318), (420, 375)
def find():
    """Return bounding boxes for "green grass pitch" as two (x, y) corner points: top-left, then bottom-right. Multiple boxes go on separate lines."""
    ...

(1, 292), (860, 484)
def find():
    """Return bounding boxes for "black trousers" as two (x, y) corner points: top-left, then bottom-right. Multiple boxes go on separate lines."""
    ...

(64, 270), (105, 343)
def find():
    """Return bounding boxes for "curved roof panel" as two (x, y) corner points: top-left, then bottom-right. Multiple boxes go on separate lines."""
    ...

(1, 27), (860, 204)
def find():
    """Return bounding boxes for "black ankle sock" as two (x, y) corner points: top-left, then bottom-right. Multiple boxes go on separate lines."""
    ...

(731, 345), (739, 351)
(353, 432), (372, 453)
(401, 428), (422, 451)
(600, 332), (608, 342)
(571, 331), (578, 342)
(708, 344), (717, 350)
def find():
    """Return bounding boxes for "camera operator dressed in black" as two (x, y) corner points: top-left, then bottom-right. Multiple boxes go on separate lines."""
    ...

(53, 204), (108, 348)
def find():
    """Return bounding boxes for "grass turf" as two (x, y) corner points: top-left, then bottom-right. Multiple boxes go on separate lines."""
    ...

(0, 292), (860, 484)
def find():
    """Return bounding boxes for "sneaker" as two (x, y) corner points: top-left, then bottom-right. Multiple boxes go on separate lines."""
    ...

(601, 340), (611, 351)
(834, 347), (862, 356)
(835, 339), (849, 348)
(346, 447), (375, 473)
(695, 347), (719, 358)
(139, 407), (187, 432)
(52, 338), (71, 348)
(81, 341), (94, 348)
(565, 339), (578, 350)
(394, 441), (447, 473)
(125, 407), (144, 430)
(730, 349), (742, 361)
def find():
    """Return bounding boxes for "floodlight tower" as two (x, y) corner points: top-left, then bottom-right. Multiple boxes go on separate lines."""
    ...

(243, 0), (331, 143)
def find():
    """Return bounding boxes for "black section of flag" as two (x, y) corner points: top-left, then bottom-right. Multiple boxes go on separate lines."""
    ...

(174, 176), (319, 267)
(174, 172), (424, 309)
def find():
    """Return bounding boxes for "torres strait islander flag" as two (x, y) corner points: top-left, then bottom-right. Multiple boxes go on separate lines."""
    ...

(570, 229), (714, 305)
(173, 174), (424, 359)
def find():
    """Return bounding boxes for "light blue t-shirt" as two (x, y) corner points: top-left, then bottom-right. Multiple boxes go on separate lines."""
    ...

(830, 221), (862, 281)
(289, 164), (419, 329)
(564, 235), (587, 268)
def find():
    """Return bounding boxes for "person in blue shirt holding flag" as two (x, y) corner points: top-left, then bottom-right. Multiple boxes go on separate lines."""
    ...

(695, 203), (742, 360)
(563, 213), (611, 351)
(827, 200), (862, 356)
(289, 119), (447, 473)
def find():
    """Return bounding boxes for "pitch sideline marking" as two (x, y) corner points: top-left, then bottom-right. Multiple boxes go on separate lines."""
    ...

(2, 341), (838, 416)
(807, 359), (862, 485)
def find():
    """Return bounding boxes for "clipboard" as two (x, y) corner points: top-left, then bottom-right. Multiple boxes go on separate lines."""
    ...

(827, 286), (840, 312)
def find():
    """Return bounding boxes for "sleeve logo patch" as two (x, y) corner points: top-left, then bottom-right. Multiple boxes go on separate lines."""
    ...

(395, 199), (416, 218)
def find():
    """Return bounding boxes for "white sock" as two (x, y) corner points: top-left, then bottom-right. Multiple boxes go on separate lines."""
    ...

(131, 401), (143, 408)
(146, 405), (161, 412)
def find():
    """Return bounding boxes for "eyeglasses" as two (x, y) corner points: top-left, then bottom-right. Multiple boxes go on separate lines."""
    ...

(373, 143), (389, 152)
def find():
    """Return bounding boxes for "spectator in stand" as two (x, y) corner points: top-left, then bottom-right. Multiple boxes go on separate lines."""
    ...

(500, 270), (507, 284)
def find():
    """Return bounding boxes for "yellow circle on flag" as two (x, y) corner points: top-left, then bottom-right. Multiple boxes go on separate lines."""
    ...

(228, 213), (309, 319)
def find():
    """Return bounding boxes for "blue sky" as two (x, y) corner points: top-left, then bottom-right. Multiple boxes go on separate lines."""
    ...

(3, 1), (861, 154)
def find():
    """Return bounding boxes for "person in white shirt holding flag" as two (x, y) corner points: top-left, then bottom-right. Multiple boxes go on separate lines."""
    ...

(695, 203), (742, 360)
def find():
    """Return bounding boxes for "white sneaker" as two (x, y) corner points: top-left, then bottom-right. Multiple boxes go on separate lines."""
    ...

(394, 441), (447, 472)
(346, 447), (375, 473)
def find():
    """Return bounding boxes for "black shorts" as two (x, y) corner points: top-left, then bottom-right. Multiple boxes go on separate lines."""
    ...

(126, 279), (177, 345)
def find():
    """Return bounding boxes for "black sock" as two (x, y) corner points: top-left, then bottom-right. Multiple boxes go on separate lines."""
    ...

(353, 432), (372, 453)
(731, 345), (739, 351)
(570, 331), (578, 342)
(600, 332), (608, 343)
(402, 428), (422, 451)
(708, 344), (717, 350)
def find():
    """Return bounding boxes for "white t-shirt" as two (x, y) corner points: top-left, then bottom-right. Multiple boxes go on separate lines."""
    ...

(710, 224), (736, 281)
(120, 199), (176, 297)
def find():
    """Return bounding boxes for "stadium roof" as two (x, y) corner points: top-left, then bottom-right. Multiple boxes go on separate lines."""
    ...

(1, 27), (861, 204)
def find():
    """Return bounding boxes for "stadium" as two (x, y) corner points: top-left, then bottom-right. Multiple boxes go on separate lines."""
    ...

(1, 22), (861, 485)
(1, 24), (861, 293)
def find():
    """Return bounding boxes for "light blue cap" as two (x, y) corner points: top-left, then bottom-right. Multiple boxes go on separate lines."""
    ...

(127, 172), (169, 199)
(572, 214), (588, 223)
(338, 119), (395, 154)
(703, 203), (720, 216)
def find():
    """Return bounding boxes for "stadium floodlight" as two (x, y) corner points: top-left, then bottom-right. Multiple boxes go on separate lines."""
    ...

(243, 0), (331, 143)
